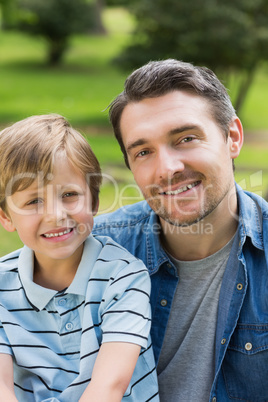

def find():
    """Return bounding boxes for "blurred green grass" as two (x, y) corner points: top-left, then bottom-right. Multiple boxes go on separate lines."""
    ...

(0, 7), (267, 256)
(0, 7), (134, 126)
(0, 33), (126, 126)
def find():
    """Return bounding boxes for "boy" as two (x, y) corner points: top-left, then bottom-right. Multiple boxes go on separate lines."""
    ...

(0, 114), (159, 401)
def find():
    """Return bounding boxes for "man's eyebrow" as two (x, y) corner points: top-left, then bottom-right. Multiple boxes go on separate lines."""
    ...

(126, 139), (147, 153)
(169, 125), (200, 135)
(126, 125), (200, 153)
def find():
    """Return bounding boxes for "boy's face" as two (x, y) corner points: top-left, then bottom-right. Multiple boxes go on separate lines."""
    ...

(0, 154), (97, 269)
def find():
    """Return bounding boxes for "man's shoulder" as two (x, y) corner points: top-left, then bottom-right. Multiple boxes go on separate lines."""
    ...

(237, 186), (268, 251)
(238, 186), (268, 218)
(94, 201), (153, 229)
(92, 202), (159, 258)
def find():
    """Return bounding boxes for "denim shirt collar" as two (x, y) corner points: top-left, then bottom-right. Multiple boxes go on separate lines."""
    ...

(143, 210), (172, 274)
(236, 183), (265, 251)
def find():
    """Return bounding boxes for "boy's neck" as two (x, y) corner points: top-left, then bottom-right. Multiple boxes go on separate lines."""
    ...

(33, 264), (76, 291)
(33, 244), (84, 291)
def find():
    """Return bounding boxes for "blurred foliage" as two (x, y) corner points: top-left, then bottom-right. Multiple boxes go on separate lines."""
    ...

(115, 0), (268, 113)
(14, 0), (99, 65)
(0, 0), (18, 28)
(106, 0), (136, 5)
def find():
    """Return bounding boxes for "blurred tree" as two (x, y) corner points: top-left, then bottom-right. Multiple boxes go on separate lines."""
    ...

(105, 0), (134, 5)
(116, 0), (268, 113)
(94, 0), (107, 34)
(17, 0), (98, 65)
(0, 0), (18, 29)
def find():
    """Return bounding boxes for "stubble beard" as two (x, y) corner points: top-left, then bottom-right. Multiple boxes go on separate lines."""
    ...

(144, 178), (232, 228)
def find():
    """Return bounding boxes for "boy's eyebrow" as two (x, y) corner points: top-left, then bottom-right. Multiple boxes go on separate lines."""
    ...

(126, 125), (200, 153)
(22, 189), (43, 198)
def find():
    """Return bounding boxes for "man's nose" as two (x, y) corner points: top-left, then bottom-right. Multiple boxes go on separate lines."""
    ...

(156, 147), (185, 179)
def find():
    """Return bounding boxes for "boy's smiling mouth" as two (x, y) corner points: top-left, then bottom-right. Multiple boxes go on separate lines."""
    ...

(42, 228), (73, 238)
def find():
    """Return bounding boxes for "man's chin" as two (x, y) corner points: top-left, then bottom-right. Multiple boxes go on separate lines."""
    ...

(157, 204), (215, 228)
(148, 202), (200, 227)
(160, 214), (203, 228)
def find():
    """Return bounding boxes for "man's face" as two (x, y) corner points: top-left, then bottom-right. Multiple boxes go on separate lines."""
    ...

(120, 91), (242, 227)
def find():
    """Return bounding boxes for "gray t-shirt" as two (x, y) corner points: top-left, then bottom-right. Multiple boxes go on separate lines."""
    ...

(158, 237), (234, 401)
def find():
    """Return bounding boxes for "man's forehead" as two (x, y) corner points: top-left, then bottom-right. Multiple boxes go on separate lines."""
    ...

(121, 92), (211, 135)
(122, 91), (211, 119)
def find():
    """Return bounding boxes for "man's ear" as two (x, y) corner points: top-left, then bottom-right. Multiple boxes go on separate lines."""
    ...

(0, 208), (16, 232)
(228, 117), (244, 159)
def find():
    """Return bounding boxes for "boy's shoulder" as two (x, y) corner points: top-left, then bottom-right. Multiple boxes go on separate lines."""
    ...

(0, 248), (22, 272)
(92, 234), (139, 264)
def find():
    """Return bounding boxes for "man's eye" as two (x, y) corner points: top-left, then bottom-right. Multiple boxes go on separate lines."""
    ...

(181, 137), (194, 143)
(137, 150), (150, 157)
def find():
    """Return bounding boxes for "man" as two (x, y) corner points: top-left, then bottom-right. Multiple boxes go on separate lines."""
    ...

(93, 59), (268, 401)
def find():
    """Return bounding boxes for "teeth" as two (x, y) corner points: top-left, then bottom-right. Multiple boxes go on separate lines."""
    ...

(43, 228), (72, 238)
(164, 182), (198, 195)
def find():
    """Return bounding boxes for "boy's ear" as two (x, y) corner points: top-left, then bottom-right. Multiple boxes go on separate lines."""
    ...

(0, 208), (16, 232)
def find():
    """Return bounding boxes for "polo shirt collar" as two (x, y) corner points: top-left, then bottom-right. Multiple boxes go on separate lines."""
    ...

(67, 235), (102, 295)
(18, 235), (102, 311)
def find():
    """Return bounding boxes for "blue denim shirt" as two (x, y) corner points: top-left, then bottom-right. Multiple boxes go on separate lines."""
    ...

(93, 184), (268, 401)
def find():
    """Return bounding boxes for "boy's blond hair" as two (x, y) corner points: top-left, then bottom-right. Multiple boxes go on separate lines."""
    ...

(0, 114), (102, 213)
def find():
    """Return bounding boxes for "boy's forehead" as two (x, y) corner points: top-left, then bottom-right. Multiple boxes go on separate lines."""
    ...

(10, 154), (88, 196)
(16, 176), (85, 196)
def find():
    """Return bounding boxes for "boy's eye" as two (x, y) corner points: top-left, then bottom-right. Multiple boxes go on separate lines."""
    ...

(63, 192), (79, 199)
(27, 198), (42, 205)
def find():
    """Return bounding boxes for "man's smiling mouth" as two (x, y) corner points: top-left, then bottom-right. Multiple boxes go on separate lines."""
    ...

(162, 181), (200, 195)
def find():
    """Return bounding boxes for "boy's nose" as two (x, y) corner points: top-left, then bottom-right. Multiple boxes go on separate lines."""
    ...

(44, 198), (67, 223)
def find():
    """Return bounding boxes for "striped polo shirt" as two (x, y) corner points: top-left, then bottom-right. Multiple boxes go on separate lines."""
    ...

(0, 234), (159, 401)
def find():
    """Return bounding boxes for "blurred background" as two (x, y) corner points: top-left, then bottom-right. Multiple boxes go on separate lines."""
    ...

(0, 0), (268, 255)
